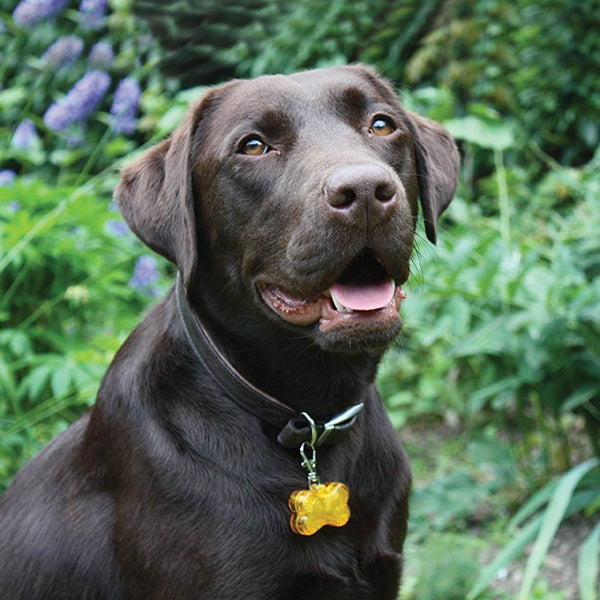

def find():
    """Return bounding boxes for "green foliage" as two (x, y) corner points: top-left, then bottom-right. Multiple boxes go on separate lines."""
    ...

(0, 176), (170, 490)
(0, 1), (192, 491)
(468, 459), (600, 600)
(235, 0), (443, 79)
(1, 0), (166, 182)
(409, 533), (483, 600)
(132, 0), (285, 87)
(402, 0), (600, 167)
(240, 0), (394, 76)
(381, 134), (600, 453)
(578, 521), (600, 600)
(379, 94), (600, 597)
(406, 434), (517, 540)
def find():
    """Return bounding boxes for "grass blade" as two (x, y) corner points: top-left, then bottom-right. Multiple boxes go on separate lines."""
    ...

(578, 521), (600, 600)
(467, 515), (542, 599)
(518, 458), (600, 600)
(507, 479), (557, 532)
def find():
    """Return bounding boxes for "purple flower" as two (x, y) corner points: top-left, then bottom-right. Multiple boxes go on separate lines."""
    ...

(105, 219), (130, 237)
(129, 255), (159, 295)
(43, 101), (75, 132)
(88, 41), (114, 69)
(79, 0), (107, 30)
(0, 170), (16, 187)
(41, 35), (84, 69)
(12, 119), (39, 150)
(43, 70), (111, 133)
(12, 0), (68, 27)
(109, 77), (141, 135)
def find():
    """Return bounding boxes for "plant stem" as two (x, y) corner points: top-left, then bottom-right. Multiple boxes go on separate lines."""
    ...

(72, 125), (115, 189)
(495, 148), (511, 249)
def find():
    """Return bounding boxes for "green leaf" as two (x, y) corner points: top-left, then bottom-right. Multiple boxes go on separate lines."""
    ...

(450, 316), (511, 357)
(561, 384), (600, 413)
(0, 395), (76, 440)
(23, 365), (53, 403)
(467, 515), (542, 600)
(156, 105), (191, 137)
(0, 87), (28, 109)
(0, 360), (16, 398)
(50, 366), (73, 400)
(518, 458), (600, 600)
(507, 479), (557, 532)
(103, 138), (136, 159)
(470, 477), (600, 599)
(578, 521), (600, 600)
(443, 115), (515, 151)
(466, 376), (520, 415)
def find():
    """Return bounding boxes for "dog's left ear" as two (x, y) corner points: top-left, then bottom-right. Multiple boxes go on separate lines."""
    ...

(404, 112), (460, 244)
(114, 91), (217, 287)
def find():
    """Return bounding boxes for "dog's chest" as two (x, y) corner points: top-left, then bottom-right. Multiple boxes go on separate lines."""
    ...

(116, 435), (402, 599)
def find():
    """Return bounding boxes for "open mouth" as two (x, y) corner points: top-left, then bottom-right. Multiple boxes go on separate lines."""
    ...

(258, 250), (407, 334)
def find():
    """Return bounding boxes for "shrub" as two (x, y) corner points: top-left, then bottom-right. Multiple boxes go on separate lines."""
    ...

(1, 0), (165, 183)
(410, 533), (483, 600)
(0, 174), (173, 490)
(0, 0), (178, 491)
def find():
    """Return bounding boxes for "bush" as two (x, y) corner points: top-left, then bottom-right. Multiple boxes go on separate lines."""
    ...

(1, 0), (168, 183)
(410, 534), (482, 600)
(401, 0), (600, 167)
(0, 175), (174, 490)
(0, 0), (179, 490)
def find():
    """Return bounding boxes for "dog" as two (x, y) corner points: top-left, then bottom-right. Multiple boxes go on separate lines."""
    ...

(0, 64), (459, 599)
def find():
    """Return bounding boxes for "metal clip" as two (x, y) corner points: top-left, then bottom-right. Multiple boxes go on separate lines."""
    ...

(299, 441), (320, 487)
(298, 412), (319, 486)
(316, 403), (364, 445)
(300, 412), (318, 447)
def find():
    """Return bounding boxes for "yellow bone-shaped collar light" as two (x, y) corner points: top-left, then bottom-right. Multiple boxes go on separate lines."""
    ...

(288, 482), (350, 536)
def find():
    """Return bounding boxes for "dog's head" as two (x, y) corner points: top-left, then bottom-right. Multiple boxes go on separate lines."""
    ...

(116, 65), (459, 352)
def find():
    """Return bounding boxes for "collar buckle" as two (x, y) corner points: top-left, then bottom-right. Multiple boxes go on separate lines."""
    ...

(277, 403), (364, 449)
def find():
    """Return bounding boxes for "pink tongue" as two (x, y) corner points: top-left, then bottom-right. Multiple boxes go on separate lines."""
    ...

(330, 279), (395, 311)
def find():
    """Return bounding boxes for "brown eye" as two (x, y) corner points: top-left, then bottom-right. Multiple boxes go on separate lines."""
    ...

(239, 137), (270, 156)
(370, 116), (396, 136)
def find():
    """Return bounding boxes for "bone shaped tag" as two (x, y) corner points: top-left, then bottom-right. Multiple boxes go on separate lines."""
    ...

(288, 482), (350, 536)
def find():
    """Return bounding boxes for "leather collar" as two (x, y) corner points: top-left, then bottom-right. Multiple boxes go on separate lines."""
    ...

(175, 273), (363, 448)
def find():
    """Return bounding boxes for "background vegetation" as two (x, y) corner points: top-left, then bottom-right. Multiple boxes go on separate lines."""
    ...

(1, 1), (598, 598)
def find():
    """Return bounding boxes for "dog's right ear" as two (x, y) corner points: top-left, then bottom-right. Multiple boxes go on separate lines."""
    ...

(114, 91), (217, 288)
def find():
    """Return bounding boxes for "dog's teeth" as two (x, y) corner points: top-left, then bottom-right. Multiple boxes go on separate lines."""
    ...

(330, 290), (354, 313)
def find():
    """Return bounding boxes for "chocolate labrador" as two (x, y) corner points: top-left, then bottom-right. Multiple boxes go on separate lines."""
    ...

(0, 64), (459, 599)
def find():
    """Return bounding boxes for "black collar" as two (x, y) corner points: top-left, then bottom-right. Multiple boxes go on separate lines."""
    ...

(175, 273), (363, 449)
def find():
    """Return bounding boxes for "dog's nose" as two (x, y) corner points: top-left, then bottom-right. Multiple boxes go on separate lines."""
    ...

(323, 164), (398, 229)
